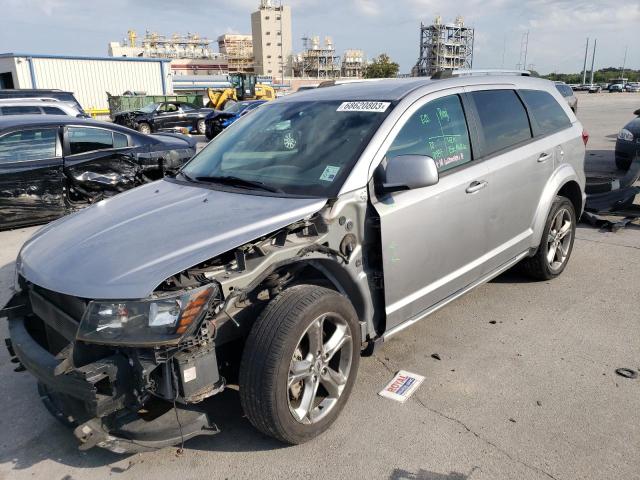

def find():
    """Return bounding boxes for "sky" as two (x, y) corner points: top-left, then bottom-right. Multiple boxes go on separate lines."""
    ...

(0, 0), (638, 75)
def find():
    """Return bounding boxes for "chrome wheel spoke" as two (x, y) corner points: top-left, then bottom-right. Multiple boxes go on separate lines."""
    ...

(306, 317), (324, 356)
(547, 243), (558, 264)
(320, 367), (347, 398)
(554, 212), (564, 232)
(323, 325), (349, 362)
(295, 375), (319, 422)
(558, 220), (572, 239)
(289, 360), (312, 387)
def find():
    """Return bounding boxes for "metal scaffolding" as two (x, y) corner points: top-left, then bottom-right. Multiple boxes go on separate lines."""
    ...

(342, 49), (365, 78)
(217, 34), (254, 73)
(293, 36), (341, 79)
(414, 16), (474, 77)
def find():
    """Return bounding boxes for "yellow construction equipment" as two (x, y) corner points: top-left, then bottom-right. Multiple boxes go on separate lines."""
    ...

(206, 73), (275, 110)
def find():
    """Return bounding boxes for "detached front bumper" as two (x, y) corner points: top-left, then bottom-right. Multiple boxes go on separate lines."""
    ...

(4, 295), (220, 453)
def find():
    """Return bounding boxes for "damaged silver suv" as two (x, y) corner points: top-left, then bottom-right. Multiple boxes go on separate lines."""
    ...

(3, 72), (586, 453)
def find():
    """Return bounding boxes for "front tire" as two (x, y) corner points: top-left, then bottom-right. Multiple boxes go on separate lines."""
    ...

(137, 122), (151, 134)
(521, 196), (576, 280)
(239, 285), (360, 444)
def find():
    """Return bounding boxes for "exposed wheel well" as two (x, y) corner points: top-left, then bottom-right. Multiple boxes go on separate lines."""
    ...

(557, 181), (582, 217)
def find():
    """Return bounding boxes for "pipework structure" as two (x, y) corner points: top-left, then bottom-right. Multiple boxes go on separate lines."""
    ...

(293, 36), (341, 79)
(414, 16), (474, 77)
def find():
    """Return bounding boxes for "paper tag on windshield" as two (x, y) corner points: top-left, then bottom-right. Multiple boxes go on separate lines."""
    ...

(337, 101), (390, 113)
(319, 165), (340, 182)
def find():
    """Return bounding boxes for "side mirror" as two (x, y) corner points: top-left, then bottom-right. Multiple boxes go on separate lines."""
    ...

(634, 108), (640, 116)
(379, 155), (439, 192)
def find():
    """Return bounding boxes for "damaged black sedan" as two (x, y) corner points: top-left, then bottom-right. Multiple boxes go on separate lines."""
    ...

(0, 116), (196, 230)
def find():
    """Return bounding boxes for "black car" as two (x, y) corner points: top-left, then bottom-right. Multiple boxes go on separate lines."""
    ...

(615, 108), (640, 170)
(112, 101), (213, 135)
(0, 115), (196, 230)
(204, 100), (266, 140)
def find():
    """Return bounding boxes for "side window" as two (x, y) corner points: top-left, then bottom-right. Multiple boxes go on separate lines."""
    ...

(42, 106), (67, 115)
(67, 127), (114, 155)
(519, 89), (571, 136)
(0, 128), (58, 163)
(113, 132), (128, 148)
(2, 106), (42, 115)
(180, 103), (195, 111)
(159, 103), (178, 113)
(470, 90), (532, 157)
(386, 94), (472, 173)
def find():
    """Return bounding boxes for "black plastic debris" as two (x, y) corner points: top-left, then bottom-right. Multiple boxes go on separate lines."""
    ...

(431, 353), (441, 361)
(614, 368), (638, 379)
(582, 151), (640, 232)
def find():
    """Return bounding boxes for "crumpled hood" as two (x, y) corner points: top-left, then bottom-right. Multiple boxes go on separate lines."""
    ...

(18, 179), (327, 299)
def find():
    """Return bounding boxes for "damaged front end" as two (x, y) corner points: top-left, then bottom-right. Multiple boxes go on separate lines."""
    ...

(3, 189), (379, 453)
(4, 278), (224, 453)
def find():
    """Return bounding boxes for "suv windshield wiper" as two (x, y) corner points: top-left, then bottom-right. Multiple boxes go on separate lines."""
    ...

(195, 175), (284, 193)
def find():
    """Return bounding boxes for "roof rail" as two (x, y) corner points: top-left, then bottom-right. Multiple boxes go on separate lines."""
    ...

(432, 69), (531, 79)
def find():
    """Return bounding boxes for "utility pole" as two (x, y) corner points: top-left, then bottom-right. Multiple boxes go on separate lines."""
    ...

(589, 38), (597, 85)
(621, 45), (628, 79)
(501, 35), (506, 69)
(517, 31), (529, 70)
(582, 38), (589, 85)
(280, 0), (285, 86)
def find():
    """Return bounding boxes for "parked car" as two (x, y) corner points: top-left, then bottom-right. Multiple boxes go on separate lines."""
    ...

(608, 83), (625, 93)
(3, 74), (586, 453)
(112, 101), (213, 134)
(587, 84), (602, 93)
(0, 98), (85, 117)
(0, 116), (196, 230)
(615, 108), (640, 170)
(625, 82), (640, 93)
(554, 81), (578, 113)
(204, 100), (266, 140)
(0, 89), (86, 116)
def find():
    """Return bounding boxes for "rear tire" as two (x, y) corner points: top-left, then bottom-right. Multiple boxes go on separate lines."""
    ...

(239, 285), (360, 444)
(197, 119), (206, 135)
(521, 196), (576, 281)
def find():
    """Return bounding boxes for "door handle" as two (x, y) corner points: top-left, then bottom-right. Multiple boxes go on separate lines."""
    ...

(466, 180), (488, 194)
(538, 152), (552, 163)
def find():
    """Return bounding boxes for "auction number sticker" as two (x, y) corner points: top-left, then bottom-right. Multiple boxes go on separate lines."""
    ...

(379, 370), (425, 403)
(337, 101), (390, 113)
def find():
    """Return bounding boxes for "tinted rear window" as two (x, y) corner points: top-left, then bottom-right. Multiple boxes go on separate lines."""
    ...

(1, 105), (42, 115)
(470, 90), (532, 157)
(555, 84), (573, 97)
(520, 90), (571, 136)
(42, 106), (67, 115)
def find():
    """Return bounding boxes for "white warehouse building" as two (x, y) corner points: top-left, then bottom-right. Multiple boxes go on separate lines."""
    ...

(0, 53), (173, 111)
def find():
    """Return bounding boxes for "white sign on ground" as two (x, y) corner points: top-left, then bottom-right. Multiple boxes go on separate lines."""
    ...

(379, 370), (425, 403)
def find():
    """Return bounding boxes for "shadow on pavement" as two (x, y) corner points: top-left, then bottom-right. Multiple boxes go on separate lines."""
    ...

(389, 468), (474, 480)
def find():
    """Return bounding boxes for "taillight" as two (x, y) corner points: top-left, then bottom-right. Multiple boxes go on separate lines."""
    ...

(582, 129), (589, 146)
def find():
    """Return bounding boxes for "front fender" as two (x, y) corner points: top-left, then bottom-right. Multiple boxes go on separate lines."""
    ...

(530, 163), (584, 247)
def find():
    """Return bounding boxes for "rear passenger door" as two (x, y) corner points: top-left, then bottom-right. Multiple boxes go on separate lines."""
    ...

(62, 126), (139, 201)
(464, 88), (555, 272)
(372, 92), (491, 330)
(0, 127), (65, 229)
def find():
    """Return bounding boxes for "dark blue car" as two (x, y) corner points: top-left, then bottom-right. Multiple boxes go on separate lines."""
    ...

(204, 100), (267, 140)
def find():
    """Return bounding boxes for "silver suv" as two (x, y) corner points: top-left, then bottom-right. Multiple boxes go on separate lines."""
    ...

(3, 72), (586, 453)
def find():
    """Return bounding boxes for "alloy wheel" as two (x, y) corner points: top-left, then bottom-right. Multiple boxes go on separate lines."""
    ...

(287, 313), (353, 425)
(546, 207), (573, 271)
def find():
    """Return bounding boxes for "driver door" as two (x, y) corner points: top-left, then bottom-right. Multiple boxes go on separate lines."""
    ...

(156, 102), (180, 129)
(371, 92), (491, 331)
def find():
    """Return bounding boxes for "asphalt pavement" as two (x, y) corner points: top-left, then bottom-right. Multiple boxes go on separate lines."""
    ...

(0, 93), (639, 480)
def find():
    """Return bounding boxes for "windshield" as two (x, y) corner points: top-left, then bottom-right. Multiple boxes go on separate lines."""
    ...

(223, 102), (248, 114)
(139, 103), (160, 113)
(181, 100), (392, 197)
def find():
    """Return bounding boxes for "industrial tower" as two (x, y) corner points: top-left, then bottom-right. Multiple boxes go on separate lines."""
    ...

(414, 16), (474, 77)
